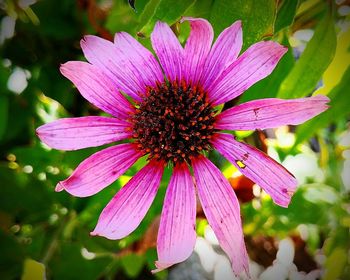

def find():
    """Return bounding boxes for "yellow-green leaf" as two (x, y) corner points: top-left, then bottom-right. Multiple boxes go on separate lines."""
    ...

(295, 66), (350, 145)
(323, 248), (347, 280)
(277, 13), (336, 98)
(21, 259), (46, 280)
(314, 26), (350, 96)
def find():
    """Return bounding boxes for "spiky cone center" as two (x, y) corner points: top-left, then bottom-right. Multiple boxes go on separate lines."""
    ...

(130, 81), (216, 164)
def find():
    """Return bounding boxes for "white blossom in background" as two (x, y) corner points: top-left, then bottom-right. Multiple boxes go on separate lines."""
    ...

(214, 255), (239, 280)
(259, 238), (294, 280)
(283, 153), (325, 185)
(174, 225), (323, 280)
(194, 237), (219, 273)
(338, 5), (350, 16)
(0, 16), (16, 45)
(18, 0), (37, 9)
(7, 67), (30, 94)
(259, 238), (322, 280)
(204, 224), (219, 246)
(289, 29), (314, 57)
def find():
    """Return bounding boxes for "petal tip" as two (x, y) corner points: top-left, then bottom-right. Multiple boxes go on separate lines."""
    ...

(81, 35), (94, 42)
(80, 37), (88, 47)
(179, 16), (187, 23)
(150, 268), (160, 274)
(35, 126), (42, 136)
(274, 43), (288, 57)
(151, 261), (172, 274)
(274, 193), (293, 208)
(231, 260), (250, 279)
(59, 62), (74, 76)
(55, 182), (65, 192)
(314, 94), (331, 103)
(113, 31), (124, 43)
(180, 16), (201, 24)
(235, 20), (242, 27)
(80, 35), (101, 50)
(154, 20), (164, 28)
(59, 64), (67, 75)
(276, 201), (290, 208)
(269, 41), (288, 56)
(90, 230), (99, 237)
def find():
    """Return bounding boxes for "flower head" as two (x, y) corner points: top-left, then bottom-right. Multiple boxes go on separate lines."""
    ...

(36, 17), (329, 276)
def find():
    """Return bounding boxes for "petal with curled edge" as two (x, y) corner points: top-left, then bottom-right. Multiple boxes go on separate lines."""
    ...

(181, 17), (213, 85)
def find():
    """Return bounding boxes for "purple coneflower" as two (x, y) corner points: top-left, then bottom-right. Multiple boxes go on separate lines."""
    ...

(36, 17), (329, 276)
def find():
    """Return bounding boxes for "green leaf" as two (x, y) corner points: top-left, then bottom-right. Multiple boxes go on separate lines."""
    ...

(137, 0), (161, 30)
(295, 66), (350, 145)
(138, 0), (195, 36)
(323, 248), (347, 280)
(50, 243), (111, 280)
(275, 0), (300, 33)
(120, 254), (145, 278)
(0, 231), (24, 279)
(0, 62), (10, 88)
(209, 0), (276, 49)
(21, 259), (46, 280)
(133, 0), (150, 12)
(277, 13), (336, 98)
(105, 0), (139, 34)
(183, 0), (213, 19)
(0, 94), (9, 141)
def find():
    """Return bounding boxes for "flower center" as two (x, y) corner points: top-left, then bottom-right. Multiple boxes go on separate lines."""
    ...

(131, 81), (216, 164)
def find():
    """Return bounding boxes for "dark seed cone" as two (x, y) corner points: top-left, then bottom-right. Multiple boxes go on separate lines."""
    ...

(131, 80), (216, 164)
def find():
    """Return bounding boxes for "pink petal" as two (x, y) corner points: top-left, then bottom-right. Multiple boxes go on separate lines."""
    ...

(181, 17), (213, 85)
(201, 20), (242, 90)
(114, 32), (164, 88)
(81, 36), (145, 101)
(151, 21), (184, 82)
(60, 61), (133, 118)
(192, 155), (249, 276)
(56, 143), (142, 197)
(91, 160), (165, 239)
(215, 95), (330, 130)
(36, 116), (132, 151)
(211, 133), (298, 207)
(208, 41), (287, 106)
(153, 162), (196, 273)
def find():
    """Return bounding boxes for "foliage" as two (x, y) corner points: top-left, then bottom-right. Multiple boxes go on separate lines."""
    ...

(0, 0), (349, 279)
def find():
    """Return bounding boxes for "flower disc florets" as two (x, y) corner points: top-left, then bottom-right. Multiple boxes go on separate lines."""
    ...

(131, 81), (216, 164)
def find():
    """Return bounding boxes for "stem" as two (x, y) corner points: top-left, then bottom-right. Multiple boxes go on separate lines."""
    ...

(41, 212), (74, 265)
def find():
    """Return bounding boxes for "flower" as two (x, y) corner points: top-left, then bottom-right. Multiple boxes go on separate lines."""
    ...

(36, 17), (329, 276)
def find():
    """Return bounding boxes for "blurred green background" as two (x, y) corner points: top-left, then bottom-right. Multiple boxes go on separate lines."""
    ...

(0, 0), (349, 279)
